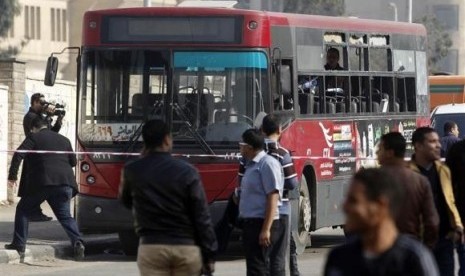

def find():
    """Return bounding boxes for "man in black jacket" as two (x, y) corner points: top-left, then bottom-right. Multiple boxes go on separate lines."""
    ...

(119, 119), (217, 276)
(324, 168), (438, 276)
(5, 117), (84, 260)
(23, 93), (63, 222)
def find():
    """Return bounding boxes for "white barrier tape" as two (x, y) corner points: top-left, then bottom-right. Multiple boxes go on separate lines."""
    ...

(1, 149), (440, 162)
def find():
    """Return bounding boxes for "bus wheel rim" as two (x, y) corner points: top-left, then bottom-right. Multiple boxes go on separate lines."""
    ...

(299, 195), (311, 233)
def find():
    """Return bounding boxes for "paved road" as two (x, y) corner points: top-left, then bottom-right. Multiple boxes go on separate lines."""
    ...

(0, 228), (345, 276)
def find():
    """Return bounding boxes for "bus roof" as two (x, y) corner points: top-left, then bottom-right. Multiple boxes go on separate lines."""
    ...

(83, 7), (426, 47)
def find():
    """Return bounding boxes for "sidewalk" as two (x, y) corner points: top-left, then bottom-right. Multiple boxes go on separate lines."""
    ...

(0, 201), (119, 264)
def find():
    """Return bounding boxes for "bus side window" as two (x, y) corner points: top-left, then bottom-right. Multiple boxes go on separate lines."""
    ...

(372, 76), (395, 113)
(297, 75), (320, 115)
(397, 77), (417, 112)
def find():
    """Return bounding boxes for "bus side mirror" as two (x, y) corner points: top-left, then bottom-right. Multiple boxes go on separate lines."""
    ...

(280, 65), (291, 95)
(44, 56), (59, 86)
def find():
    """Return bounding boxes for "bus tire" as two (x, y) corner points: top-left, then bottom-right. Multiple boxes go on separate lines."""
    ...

(118, 230), (138, 256)
(292, 174), (311, 254)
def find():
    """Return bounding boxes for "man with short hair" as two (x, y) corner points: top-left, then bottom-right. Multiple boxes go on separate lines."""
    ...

(410, 127), (463, 276)
(239, 128), (284, 276)
(260, 114), (300, 276)
(324, 168), (439, 276)
(119, 119), (216, 276)
(440, 121), (460, 157)
(22, 92), (63, 222)
(377, 132), (439, 248)
(324, 48), (344, 71)
(24, 93), (62, 136)
(5, 117), (84, 260)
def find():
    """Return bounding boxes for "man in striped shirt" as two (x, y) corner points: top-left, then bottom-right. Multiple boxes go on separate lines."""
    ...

(238, 114), (300, 276)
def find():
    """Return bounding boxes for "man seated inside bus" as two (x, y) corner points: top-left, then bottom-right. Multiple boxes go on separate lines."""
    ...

(324, 48), (347, 102)
(324, 48), (344, 71)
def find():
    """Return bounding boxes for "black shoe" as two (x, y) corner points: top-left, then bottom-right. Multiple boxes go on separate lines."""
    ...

(73, 241), (85, 261)
(4, 243), (25, 254)
(29, 214), (53, 222)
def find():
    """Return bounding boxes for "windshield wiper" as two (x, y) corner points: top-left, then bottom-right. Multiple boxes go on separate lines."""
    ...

(172, 103), (215, 155)
(125, 101), (164, 153)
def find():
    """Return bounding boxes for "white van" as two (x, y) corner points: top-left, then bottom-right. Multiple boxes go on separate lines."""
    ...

(431, 103), (465, 137)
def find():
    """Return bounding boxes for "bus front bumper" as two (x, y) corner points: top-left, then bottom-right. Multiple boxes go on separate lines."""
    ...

(76, 194), (134, 234)
(76, 194), (228, 234)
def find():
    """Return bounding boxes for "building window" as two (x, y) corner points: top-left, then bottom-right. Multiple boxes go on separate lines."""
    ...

(51, 8), (67, 42)
(62, 10), (67, 41)
(24, 5), (41, 40)
(51, 8), (55, 41)
(8, 18), (14, 37)
(433, 5), (459, 31)
(437, 49), (458, 74)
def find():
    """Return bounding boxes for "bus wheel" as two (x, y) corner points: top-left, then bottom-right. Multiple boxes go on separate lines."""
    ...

(118, 230), (138, 256)
(293, 175), (311, 253)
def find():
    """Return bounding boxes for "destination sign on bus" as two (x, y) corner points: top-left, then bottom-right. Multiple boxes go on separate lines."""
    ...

(102, 16), (243, 44)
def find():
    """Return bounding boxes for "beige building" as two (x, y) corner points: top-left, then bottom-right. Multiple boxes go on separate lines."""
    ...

(345, 0), (465, 75)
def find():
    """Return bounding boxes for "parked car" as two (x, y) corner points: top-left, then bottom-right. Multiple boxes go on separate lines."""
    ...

(431, 103), (465, 137)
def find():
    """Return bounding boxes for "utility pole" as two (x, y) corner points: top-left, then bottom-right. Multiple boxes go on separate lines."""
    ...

(408, 0), (412, 23)
(144, 0), (151, 7)
(389, 2), (398, 22)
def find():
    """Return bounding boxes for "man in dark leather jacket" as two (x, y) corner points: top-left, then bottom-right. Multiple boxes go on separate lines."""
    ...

(119, 119), (217, 276)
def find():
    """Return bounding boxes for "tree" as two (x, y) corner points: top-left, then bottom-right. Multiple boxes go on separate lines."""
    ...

(415, 15), (453, 74)
(0, 0), (22, 59)
(283, 0), (345, 16)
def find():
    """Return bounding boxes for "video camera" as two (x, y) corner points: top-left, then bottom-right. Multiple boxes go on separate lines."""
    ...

(41, 101), (66, 117)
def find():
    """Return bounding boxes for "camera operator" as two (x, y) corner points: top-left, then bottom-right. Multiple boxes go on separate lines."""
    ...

(21, 93), (65, 222)
(23, 93), (64, 136)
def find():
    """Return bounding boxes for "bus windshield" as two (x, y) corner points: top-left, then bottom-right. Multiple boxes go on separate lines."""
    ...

(79, 50), (269, 146)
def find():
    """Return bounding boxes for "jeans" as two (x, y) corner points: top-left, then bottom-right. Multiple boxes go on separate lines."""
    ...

(242, 218), (280, 276)
(12, 185), (82, 247)
(457, 243), (465, 276)
(433, 236), (454, 276)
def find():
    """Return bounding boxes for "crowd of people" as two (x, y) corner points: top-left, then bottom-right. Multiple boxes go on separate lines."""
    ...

(5, 92), (465, 276)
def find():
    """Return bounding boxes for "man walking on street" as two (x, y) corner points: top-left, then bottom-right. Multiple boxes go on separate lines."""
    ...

(377, 132), (439, 248)
(410, 127), (463, 276)
(119, 119), (217, 276)
(446, 140), (465, 276)
(239, 128), (284, 276)
(324, 168), (438, 276)
(22, 93), (64, 222)
(5, 117), (84, 260)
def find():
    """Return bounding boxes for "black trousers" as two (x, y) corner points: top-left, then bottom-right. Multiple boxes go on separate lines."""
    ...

(268, 215), (288, 276)
(242, 218), (281, 276)
(215, 194), (240, 253)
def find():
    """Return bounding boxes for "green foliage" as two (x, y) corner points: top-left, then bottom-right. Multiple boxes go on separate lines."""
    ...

(0, 0), (21, 37)
(415, 15), (453, 73)
(283, 0), (345, 16)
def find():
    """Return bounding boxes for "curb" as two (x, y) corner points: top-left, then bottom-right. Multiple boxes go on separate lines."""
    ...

(0, 235), (120, 264)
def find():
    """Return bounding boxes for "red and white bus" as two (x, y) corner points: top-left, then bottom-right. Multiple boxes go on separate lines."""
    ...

(45, 7), (429, 254)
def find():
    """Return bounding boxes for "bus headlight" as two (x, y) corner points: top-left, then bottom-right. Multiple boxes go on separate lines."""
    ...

(81, 162), (90, 172)
(86, 175), (96, 184)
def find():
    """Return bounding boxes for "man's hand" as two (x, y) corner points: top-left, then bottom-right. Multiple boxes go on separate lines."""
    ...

(45, 105), (56, 115)
(7, 180), (17, 204)
(7, 180), (17, 188)
(453, 228), (464, 244)
(201, 261), (215, 275)
(259, 229), (271, 247)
